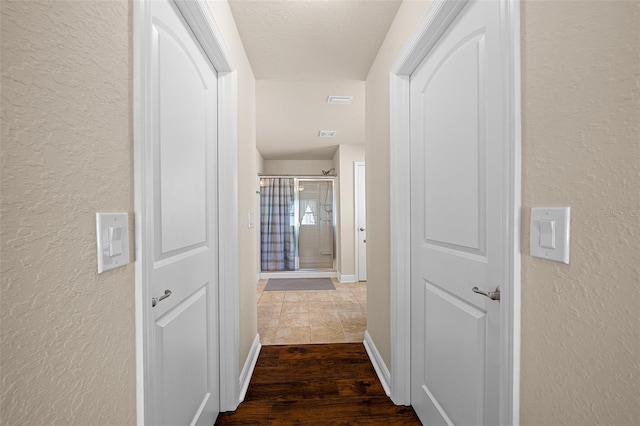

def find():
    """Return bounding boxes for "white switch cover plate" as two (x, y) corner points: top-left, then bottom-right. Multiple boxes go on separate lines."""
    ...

(96, 213), (130, 273)
(530, 207), (570, 264)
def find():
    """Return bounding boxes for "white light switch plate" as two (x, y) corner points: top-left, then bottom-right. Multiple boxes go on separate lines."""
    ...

(96, 213), (130, 273)
(530, 207), (570, 264)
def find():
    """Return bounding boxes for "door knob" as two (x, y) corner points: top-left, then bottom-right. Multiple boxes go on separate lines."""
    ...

(359, 227), (366, 231)
(152, 289), (172, 307)
(471, 286), (500, 301)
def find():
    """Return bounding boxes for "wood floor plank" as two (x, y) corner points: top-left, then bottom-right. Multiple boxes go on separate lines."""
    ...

(335, 378), (386, 397)
(269, 396), (417, 419)
(249, 364), (379, 384)
(269, 417), (422, 426)
(277, 353), (371, 367)
(254, 355), (281, 368)
(215, 400), (272, 425)
(215, 343), (421, 425)
(245, 380), (341, 401)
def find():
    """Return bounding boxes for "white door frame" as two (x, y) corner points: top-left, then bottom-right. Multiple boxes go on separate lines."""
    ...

(389, 0), (521, 424)
(354, 161), (366, 281)
(133, 0), (240, 423)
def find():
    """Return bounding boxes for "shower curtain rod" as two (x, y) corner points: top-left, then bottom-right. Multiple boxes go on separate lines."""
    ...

(258, 174), (336, 179)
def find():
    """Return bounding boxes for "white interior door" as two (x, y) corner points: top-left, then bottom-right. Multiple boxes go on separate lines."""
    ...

(145, 0), (219, 424)
(355, 162), (367, 281)
(410, 1), (505, 424)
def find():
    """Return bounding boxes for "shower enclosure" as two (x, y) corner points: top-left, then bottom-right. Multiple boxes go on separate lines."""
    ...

(259, 176), (335, 273)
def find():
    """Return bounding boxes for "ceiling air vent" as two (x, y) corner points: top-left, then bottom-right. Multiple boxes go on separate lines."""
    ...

(327, 96), (353, 105)
(318, 130), (337, 138)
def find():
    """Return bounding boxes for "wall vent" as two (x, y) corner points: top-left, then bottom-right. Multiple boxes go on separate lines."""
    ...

(327, 96), (353, 105)
(318, 130), (337, 138)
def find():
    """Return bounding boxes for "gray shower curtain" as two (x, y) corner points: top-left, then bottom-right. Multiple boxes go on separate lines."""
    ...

(260, 178), (296, 271)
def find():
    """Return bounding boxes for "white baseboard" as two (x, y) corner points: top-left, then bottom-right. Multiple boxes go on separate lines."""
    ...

(363, 330), (391, 397)
(239, 334), (261, 403)
(337, 273), (357, 283)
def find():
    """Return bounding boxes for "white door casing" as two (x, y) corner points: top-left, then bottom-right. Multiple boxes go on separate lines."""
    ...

(134, 0), (240, 424)
(355, 162), (367, 281)
(389, 0), (521, 424)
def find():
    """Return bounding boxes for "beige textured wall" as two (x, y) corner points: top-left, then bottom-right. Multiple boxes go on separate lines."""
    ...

(335, 144), (365, 279)
(364, 0), (432, 366)
(1, 1), (258, 424)
(257, 149), (265, 174)
(0, 1), (136, 424)
(332, 148), (342, 272)
(367, 0), (639, 423)
(205, 0), (258, 370)
(520, 1), (640, 425)
(256, 151), (264, 278)
(263, 159), (334, 175)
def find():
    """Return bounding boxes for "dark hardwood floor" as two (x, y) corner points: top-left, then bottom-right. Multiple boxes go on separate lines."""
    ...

(215, 343), (421, 425)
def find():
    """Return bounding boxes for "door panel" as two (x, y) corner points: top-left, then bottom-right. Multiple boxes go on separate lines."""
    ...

(423, 281), (487, 426)
(156, 22), (209, 254)
(422, 33), (485, 253)
(147, 0), (219, 425)
(156, 287), (209, 426)
(410, 1), (503, 425)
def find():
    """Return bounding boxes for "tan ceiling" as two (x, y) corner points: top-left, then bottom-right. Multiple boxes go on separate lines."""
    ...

(228, 1), (403, 160)
(228, 0), (402, 80)
(257, 80), (365, 159)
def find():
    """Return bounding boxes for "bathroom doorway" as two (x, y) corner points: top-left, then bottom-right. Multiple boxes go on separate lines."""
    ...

(259, 176), (336, 274)
(257, 175), (366, 346)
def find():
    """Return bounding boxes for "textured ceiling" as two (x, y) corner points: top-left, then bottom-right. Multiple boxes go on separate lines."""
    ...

(228, 0), (402, 80)
(229, 1), (402, 159)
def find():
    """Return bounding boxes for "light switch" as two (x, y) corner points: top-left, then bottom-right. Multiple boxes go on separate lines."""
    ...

(108, 226), (124, 257)
(248, 211), (254, 229)
(538, 219), (556, 249)
(96, 213), (130, 273)
(530, 207), (570, 264)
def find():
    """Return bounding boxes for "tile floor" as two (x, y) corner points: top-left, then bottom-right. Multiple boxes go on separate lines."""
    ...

(257, 278), (367, 345)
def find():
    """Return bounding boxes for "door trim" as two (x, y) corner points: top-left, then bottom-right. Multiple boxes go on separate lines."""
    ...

(133, 0), (240, 423)
(354, 161), (365, 281)
(389, 1), (521, 424)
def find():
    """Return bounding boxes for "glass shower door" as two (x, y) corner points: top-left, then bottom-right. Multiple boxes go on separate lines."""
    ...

(297, 179), (334, 270)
